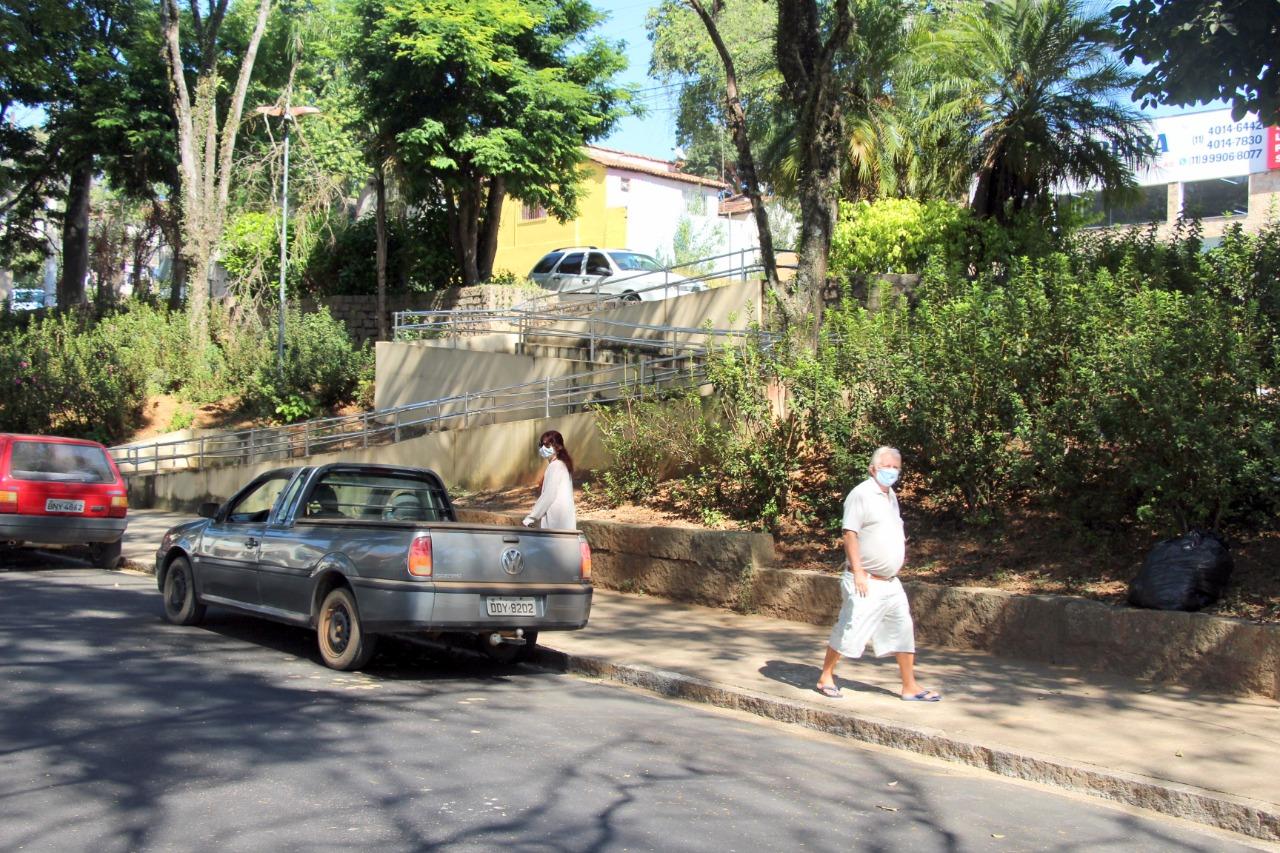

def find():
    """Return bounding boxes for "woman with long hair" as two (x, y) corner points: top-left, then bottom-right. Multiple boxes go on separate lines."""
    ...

(523, 429), (576, 530)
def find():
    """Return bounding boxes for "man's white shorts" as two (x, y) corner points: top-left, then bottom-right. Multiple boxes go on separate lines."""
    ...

(828, 572), (915, 659)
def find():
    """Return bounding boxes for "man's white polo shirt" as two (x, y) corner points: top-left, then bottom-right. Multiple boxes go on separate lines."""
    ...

(842, 477), (905, 579)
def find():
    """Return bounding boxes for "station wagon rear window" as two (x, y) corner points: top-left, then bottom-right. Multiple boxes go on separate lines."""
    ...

(9, 441), (114, 483)
(302, 472), (452, 523)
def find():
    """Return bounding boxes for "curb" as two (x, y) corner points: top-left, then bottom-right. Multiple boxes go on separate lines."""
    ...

(531, 646), (1280, 843)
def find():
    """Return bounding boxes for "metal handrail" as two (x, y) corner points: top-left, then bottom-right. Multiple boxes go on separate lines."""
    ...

(109, 349), (723, 473)
(112, 248), (786, 474)
(393, 309), (769, 361)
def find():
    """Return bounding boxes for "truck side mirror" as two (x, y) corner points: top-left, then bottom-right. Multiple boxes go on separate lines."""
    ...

(197, 501), (220, 519)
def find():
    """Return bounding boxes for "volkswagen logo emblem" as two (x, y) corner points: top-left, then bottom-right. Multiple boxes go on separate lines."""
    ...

(500, 548), (525, 575)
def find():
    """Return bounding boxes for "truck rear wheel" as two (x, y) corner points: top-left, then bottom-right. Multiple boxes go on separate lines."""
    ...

(317, 587), (378, 671)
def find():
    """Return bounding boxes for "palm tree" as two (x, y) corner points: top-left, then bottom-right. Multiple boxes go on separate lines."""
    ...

(922, 0), (1154, 222)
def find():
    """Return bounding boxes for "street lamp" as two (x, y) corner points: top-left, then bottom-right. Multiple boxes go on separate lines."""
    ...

(256, 102), (321, 378)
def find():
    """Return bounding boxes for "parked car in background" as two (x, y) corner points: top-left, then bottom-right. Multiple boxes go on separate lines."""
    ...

(155, 463), (593, 670)
(7, 288), (51, 312)
(527, 247), (706, 302)
(0, 434), (129, 568)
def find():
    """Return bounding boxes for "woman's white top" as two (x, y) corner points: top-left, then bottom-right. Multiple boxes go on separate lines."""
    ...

(529, 459), (576, 529)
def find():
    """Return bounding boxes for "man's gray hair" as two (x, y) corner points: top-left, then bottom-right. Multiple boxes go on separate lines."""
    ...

(868, 445), (902, 471)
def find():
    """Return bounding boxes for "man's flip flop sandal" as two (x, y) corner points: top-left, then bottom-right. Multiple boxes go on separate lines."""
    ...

(902, 690), (942, 702)
(815, 684), (843, 698)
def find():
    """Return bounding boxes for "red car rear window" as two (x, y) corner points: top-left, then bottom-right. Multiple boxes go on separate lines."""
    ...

(9, 441), (115, 484)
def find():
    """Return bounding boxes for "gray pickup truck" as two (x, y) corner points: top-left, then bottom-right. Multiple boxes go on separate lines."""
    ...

(155, 463), (592, 670)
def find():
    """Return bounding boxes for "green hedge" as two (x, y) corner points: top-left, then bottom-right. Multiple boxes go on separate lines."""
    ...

(598, 220), (1280, 535)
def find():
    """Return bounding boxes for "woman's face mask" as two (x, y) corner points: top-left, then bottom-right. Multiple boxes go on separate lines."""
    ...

(874, 466), (900, 488)
(539, 444), (556, 460)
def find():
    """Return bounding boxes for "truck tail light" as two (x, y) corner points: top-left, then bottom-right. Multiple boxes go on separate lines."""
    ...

(579, 537), (592, 581)
(408, 533), (433, 577)
(0, 489), (16, 514)
(108, 495), (128, 518)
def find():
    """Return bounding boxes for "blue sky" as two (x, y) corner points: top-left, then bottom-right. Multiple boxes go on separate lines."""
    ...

(593, 0), (684, 159)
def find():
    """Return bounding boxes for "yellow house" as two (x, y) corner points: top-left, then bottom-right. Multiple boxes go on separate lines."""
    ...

(492, 146), (731, 279)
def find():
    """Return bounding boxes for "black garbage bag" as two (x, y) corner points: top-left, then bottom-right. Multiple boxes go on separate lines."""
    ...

(1127, 531), (1233, 612)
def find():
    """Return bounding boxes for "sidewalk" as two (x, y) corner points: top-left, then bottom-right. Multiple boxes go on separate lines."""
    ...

(122, 510), (1280, 842)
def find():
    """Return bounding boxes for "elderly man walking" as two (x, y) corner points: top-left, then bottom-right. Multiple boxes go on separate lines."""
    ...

(815, 446), (941, 701)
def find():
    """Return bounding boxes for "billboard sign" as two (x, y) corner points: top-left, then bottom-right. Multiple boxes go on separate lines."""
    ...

(1135, 109), (1275, 186)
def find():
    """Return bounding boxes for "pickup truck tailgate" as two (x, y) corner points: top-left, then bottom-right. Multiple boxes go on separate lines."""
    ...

(427, 524), (585, 584)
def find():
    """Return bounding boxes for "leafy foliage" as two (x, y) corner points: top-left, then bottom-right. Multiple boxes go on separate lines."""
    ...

(246, 306), (370, 422)
(349, 0), (633, 283)
(300, 208), (461, 296)
(922, 0), (1155, 222)
(1112, 0), (1280, 125)
(598, 221), (1280, 536)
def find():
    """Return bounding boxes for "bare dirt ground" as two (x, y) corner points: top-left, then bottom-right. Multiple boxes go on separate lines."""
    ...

(456, 478), (1280, 625)
(127, 393), (365, 443)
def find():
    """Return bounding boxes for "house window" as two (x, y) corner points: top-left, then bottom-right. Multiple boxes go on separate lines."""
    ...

(683, 189), (706, 215)
(1182, 176), (1248, 219)
(521, 202), (547, 221)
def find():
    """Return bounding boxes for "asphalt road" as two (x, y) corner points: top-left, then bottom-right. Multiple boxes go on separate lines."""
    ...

(0, 564), (1263, 853)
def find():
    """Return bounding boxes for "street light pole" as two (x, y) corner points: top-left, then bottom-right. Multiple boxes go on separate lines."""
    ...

(256, 103), (321, 379)
(278, 112), (291, 377)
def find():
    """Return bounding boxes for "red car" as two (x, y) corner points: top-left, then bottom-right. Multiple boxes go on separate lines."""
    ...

(0, 433), (129, 568)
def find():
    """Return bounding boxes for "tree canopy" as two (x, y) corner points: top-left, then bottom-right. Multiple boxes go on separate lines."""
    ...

(923, 0), (1155, 222)
(349, 0), (633, 284)
(1112, 0), (1280, 125)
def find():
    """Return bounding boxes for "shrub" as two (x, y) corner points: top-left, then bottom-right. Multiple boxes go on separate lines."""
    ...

(595, 237), (1280, 536)
(300, 209), (460, 296)
(246, 306), (370, 422)
(0, 310), (149, 443)
(829, 198), (1013, 279)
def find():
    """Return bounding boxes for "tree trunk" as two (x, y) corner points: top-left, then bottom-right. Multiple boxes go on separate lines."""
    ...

(58, 162), (93, 309)
(375, 164), (388, 341)
(169, 254), (187, 310)
(774, 0), (854, 343)
(685, 0), (779, 289)
(160, 0), (273, 346)
(449, 178), (483, 285)
(790, 103), (844, 340)
(476, 175), (505, 282)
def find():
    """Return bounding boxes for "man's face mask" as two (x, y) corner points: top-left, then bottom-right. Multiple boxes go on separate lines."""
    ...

(875, 466), (900, 488)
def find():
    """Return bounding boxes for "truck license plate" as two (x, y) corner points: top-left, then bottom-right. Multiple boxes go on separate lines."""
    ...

(45, 498), (85, 513)
(486, 597), (536, 617)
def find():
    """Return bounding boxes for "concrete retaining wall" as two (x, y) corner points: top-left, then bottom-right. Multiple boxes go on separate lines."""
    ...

(373, 278), (764, 415)
(127, 411), (607, 513)
(458, 512), (1280, 700)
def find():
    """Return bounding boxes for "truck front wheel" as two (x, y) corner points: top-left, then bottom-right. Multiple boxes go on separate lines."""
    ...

(317, 587), (378, 671)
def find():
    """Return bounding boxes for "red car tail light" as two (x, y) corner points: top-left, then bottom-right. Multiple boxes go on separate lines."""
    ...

(579, 537), (592, 581)
(108, 495), (128, 518)
(0, 489), (16, 514)
(407, 533), (433, 577)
